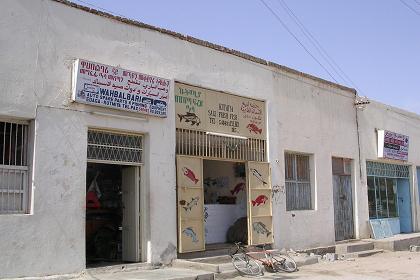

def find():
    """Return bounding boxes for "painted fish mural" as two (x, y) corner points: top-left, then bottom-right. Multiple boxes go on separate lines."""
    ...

(253, 221), (272, 237)
(251, 168), (267, 185)
(178, 112), (201, 126)
(183, 227), (199, 243)
(181, 196), (200, 211)
(252, 195), (268, 206)
(183, 167), (199, 184)
(246, 123), (262, 134)
(231, 182), (246, 195)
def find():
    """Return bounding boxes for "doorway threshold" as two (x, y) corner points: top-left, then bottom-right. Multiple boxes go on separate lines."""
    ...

(86, 261), (151, 275)
(178, 243), (234, 259)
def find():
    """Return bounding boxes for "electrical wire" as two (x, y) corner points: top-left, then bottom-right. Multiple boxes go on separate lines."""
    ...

(275, 0), (363, 93)
(258, 0), (340, 83)
(399, 0), (420, 17)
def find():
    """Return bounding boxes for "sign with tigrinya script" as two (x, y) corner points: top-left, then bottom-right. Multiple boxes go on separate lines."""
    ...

(378, 130), (409, 161)
(72, 59), (170, 117)
(175, 83), (266, 139)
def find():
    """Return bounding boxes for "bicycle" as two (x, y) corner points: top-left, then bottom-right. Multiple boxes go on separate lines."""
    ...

(229, 242), (298, 276)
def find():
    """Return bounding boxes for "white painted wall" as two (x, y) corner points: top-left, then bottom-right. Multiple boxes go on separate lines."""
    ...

(0, 0), (418, 278)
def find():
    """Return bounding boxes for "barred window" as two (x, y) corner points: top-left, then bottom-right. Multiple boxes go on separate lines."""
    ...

(285, 153), (312, 211)
(87, 130), (143, 165)
(0, 121), (29, 214)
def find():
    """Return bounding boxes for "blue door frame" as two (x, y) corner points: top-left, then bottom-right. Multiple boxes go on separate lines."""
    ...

(397, 178), (412, 233)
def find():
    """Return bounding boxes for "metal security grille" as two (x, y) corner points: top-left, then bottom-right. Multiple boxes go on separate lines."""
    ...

(366, 161), (409, 178)
(0, 121), (29, 214)
(87, 130), (143, 165)
(176, 128), (266, 162)
(285, 153), (312, 211)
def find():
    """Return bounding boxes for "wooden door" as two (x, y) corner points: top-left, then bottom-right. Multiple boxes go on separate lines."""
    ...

(177, 155), (205, 253)
(122, 166), (140, 262)
(247, 161), (273, 245)
(333, 175), (354, 241)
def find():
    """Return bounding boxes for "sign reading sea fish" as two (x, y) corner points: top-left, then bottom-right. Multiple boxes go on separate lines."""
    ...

(175, 83), (266, 139)
(72, 59), (170, 117)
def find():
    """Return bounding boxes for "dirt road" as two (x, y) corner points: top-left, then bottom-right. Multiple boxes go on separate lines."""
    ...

(233, 251), (420, 280)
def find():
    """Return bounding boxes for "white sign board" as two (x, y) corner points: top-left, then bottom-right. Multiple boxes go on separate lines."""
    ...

(378, 130), (409, 161)
(72, 59), (170, 117)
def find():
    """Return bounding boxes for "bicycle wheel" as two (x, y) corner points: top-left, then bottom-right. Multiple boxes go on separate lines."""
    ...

(231, 254), (263, 276)
(271, 252), (297, 273)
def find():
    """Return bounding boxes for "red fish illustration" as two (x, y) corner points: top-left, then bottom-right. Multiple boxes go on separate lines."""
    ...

(231, 182), (245, 195)
(247, 123), (262, 134)
(182, 167), (199, 184)
(252, 195), (268, 206)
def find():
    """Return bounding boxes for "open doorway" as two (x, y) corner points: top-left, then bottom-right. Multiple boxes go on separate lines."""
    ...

(203, 160), (248, 247)
(86, 163), (140, 267)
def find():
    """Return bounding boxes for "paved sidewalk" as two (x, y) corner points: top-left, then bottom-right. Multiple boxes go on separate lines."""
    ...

(81, 267), (212, 280)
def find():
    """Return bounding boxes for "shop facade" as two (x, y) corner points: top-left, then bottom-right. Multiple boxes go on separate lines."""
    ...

(0, 0), (420, 278)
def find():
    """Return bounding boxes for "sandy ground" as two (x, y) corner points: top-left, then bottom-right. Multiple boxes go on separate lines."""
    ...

(236, 251), (420, 280)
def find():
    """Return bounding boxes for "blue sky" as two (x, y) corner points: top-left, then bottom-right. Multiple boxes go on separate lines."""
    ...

(72, 0), (420, 113)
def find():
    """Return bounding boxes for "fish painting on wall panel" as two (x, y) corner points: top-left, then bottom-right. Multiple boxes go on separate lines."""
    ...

(251, 168), (267, 185)
(252, 194), (268, 206)
(183, 227), (199, 243)
(231, 182), (245, 195)
(253, 221), (271, 237)
(179, 196), (200, 211)
(183, 167), (199, 184)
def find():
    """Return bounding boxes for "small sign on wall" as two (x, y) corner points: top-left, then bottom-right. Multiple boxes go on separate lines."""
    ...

(72, 59), (170, 117)
(377, 130), (409, 161)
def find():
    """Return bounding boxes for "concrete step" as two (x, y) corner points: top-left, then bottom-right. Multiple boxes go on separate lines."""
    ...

(372, 233), (420, 251)
(335, 249), (384, 260)
(173, 251), (318, 277)
(335, 241), (374, 254)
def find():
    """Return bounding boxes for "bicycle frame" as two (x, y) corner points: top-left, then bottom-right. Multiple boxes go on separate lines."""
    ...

(230, 243), (277, 269)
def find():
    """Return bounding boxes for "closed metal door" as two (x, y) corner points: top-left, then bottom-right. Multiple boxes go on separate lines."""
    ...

(333, 175), (354, 241)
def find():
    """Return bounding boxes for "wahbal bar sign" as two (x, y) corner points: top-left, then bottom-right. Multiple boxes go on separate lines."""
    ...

(377, 130), (409, 161)
(72, 59), (170, 117)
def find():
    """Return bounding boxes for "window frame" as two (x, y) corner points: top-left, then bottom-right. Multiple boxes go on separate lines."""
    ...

(0, 119), (31, 214)
(285, 152), (313, 211)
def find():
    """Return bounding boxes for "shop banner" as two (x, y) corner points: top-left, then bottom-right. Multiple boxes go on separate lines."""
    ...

(72, 59), (170, 117)
(377, 130), (409, 161)
(175, 83), (266, 139)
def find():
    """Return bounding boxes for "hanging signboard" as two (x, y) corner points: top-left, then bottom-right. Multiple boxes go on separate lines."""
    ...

(175, 83), (266, 139)
(72, 59), (170, 117)
(377, 130), (409, 161)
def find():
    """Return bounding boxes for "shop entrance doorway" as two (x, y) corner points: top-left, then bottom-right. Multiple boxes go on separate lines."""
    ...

(332, 158), (354, 241)
(203, 160), (248, 247)
(85, 129), (143, 266)
(177, 155), (273, 253)
(397, 179), (412, 233)
(367, 161), (412, 235)
(86, 163), (140, 265)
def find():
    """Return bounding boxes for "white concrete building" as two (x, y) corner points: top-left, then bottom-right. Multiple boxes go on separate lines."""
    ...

(0, 0), (419, 278)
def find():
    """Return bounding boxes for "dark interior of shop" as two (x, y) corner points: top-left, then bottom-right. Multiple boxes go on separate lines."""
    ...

(86, 163), (123, 265)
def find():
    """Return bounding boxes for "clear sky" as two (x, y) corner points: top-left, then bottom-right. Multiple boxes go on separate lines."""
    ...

(72, 0), (420, 113)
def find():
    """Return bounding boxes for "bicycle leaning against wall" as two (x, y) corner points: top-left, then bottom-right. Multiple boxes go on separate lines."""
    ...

(229, 243), (298, 276)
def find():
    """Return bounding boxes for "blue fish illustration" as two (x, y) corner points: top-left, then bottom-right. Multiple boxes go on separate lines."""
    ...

(183, 227), (199, 243)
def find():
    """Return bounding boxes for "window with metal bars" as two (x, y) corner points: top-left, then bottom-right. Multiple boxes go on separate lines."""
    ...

(285, 153), (312, 211)
(87, 130), (143, 165)
(0, 121), (29, 214)
(176, 128), (266, 162)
